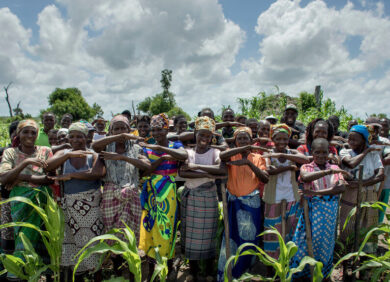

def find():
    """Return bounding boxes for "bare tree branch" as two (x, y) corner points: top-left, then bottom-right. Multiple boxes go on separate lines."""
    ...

(4, 82), (13, 117)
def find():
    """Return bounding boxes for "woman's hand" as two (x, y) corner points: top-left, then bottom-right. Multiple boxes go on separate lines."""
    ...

(262, 153), (282, 159)
(24, 158), (48, 169)
(227, 159), (250, 166)
(329, 168), (353, 179)
(138, 142), (160, 150)
(67, 150), (93, 158)
(48, 174), (72, 181)
(100, 151), (123, 161)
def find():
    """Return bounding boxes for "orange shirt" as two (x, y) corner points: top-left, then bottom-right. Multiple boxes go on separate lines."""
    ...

(227, 153), (267, 197)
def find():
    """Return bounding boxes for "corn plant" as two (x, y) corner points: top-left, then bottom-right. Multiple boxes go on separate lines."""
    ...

(0, 189), (64, 282)
(151, 247), (168, 282)
(73, 222), (142, 282)
(331, 201), (390, 281)
(0, 232), (46, 281)
(224, 228), (323, 282)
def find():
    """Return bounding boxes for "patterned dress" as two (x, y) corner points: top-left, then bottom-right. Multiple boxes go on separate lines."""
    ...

(102, 140), (144, 242)
(61, 152), (104, 273)
(138, 141), (183, 259)
(290, 161), (344, 278)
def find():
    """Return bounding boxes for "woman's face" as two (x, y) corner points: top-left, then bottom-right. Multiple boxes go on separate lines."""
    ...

(247, 122), (258, 138)
(312, 143), (329, 166)
(257, 122), (270, 138)
(43, 114), (55, 131)
(48, 133), (58, 146)
(222, 111), (235, 122)
(95, 122), (106, 132)
(19, 126), (38, 147)
(68, 131), (87, 150)
(61, 116), (72, 128)
(176, 119), (188, 133)
(151, 126), (168, 144)
(313, 123), (328, 140)
(272, 132), (289, 151)
(196, 129), (212, 149)
(111, 121), (129, 136)
(137, 121), (150, 138)
(235, 132), (251, 147)
(58, 133), (68, 145)
(348, 132), (365, 151)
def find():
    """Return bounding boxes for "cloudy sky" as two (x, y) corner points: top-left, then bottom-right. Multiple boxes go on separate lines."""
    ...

(0, 0), (389, 119)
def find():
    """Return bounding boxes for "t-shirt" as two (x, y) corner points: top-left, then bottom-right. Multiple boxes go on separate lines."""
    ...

(340, 148), (383, 191)
(35, 128), (50, 147)
(383, 146), (390, 189)
(93, 133), (106, 141)
(0, 146), (53, 188)
(104, 140), (145, 187)
(300, 161), (344, 192)
(227, 153), (266, 197)
(184, 148), (220, 189)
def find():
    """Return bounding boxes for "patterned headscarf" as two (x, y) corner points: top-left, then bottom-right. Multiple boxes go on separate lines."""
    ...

(150, 113), (169, 129)
(109, 114), (130, 134)
(233, 126), (252, 138)
(17, 119), (39, 135)
(271, 123), (292, 138)
(350, 125), (370, 145)
(195, 116), (215, 133)
(68, 122), (89, 136)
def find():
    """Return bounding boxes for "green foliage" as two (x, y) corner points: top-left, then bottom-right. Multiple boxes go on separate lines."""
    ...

(0, 232), (48, 281)
(238, 89), (356, 131)
(332, 201), (390, 281)
(224, 228), (323, 282)
(42, 88), (103, 121)
(151, 247), (168, 282)
(0, 190), (64, 282)
(137, 70), (189, 118)
(73, 222), (142, 282)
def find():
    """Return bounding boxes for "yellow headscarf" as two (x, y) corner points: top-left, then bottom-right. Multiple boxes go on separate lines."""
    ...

(17, 119), (39, 135)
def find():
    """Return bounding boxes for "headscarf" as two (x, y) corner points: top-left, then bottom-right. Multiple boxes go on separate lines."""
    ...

(80, 120), (95, 132)
(233, 126), (252, 138)
(271, 123), (292, 138)
(17, 119), (39, 135)
(68, 122), (89, 136)
(109, 114), (130, 134)
(350, 125), (370, 145)
(57, 128), (68, 137)
(195, 116), (215, 133)
(150, 113), (169, 129)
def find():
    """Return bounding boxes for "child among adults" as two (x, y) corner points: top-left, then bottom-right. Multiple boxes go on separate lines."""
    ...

(290, 138), (349, 279)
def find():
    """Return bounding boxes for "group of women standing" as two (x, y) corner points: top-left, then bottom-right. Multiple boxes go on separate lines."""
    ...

(0, 107), (388, 281)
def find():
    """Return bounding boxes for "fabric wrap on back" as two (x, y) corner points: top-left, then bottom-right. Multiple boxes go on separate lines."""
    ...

(263, 172), (299, 204)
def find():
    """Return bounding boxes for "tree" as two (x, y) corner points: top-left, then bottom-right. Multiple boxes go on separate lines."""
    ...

(137, 69), (189, 118)
(41, 88), (103, 121)
(13, 101), (23, 117)
(3, 82), (13, 117)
